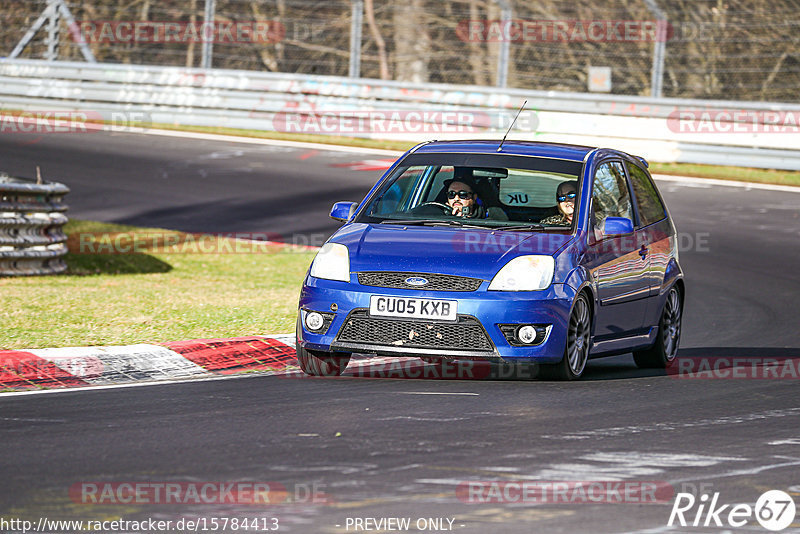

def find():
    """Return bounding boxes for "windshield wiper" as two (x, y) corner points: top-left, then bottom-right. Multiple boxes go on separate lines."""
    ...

(380, 219), (442, 225)
(493, 223), (546, 231)
(379, 219), (487, 229)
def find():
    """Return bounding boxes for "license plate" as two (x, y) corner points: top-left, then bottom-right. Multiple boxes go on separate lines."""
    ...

(369, 295), (457, 321)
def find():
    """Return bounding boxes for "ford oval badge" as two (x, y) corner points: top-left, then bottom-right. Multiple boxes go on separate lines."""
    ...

(405, 276), (429, 287)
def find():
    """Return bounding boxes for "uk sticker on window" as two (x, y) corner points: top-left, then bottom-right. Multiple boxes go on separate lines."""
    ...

(369, 295), (457, 321)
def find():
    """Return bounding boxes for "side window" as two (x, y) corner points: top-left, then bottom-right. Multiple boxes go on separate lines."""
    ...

(592, 161), (633, 229)
(424, 166), (454, 202)
(628, 163), (667, 226)
(367, 166), (426, 215)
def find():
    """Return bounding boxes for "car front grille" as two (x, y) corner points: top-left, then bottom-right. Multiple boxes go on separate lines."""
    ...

(357, 271), (483, 292)
(336, 310), (494, 352)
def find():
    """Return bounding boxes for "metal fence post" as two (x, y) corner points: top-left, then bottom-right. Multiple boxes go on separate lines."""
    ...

(56, 0), (97, 62)
(349, 0), (363, 78)
(643, 0), (667, 98)
(495, 0), (511, 88)
(45, 0), (60, 61)
(201, 0), (216, 69)
(10, 0), (96, 61)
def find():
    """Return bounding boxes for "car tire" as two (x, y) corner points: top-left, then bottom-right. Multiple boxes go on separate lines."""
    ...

(633, 285), (683, 369)
(295, 315), (351, 376)
(540, 292), (592, 381)
(296, 345), (351, 376)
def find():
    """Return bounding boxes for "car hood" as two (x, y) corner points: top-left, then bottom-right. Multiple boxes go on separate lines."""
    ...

(331, 223), (574, 279)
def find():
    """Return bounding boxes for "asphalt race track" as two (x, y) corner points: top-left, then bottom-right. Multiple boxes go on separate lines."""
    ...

(0, 130), (388, 240)
(1, 130), (800, 533)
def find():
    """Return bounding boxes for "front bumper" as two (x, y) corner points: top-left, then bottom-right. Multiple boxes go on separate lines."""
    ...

(297, 276), (575, 363)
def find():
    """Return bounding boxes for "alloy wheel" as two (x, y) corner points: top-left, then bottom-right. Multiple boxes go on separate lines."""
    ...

(661, 287), (682, 361)
(567, 294), (591, 376)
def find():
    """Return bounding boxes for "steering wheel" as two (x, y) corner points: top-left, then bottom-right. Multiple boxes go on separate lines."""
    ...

(416, 201), (453, 215)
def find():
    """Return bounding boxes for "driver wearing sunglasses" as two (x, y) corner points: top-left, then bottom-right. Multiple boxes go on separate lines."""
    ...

(541, 180), (578, 226)
(446, 179), (480, 217)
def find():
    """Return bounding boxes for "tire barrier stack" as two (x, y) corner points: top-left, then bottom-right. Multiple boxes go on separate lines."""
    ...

(0, 173), (70, 276)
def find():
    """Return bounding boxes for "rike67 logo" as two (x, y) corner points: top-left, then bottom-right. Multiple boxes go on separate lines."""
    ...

(669, 490), (796, 531)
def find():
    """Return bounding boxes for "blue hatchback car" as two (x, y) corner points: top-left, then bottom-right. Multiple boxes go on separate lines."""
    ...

(296, 140), (684, 380)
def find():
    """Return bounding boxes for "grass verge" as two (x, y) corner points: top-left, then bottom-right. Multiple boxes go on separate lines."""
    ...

(0, 220), (315, 350)
(649, 162), (800, 186)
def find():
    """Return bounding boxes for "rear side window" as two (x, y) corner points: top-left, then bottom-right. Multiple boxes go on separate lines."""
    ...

(592, 161), (633, 228)
(628, 164), (667, 226)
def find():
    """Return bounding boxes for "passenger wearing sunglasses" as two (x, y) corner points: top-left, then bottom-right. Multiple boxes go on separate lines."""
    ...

(541, 180), (578, 226)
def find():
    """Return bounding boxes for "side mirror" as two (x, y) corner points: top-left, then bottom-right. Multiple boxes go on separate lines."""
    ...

(603, 217), (634, 237)
(330, 201), (357, 222)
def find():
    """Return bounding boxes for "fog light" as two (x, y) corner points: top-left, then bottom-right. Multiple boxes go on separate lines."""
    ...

(305, 311), (324, 331)
(517, 325), (538, 344)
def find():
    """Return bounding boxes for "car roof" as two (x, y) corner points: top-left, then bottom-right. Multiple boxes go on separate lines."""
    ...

(411, 139), (598, 162)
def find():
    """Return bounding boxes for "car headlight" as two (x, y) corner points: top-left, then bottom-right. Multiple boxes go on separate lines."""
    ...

(488, 255), (555, 291)
(309, 242), (350, 282)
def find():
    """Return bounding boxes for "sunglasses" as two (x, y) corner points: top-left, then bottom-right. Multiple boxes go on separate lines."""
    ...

(557, 192), (577, 203)
(447, 190), (474, 200)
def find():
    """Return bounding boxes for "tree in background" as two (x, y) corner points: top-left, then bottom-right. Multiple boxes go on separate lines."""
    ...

(2, 0), (798, 102)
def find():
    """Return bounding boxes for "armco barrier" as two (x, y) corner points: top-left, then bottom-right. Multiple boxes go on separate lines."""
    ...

(0, 173), (69, 276)
(1, 58), (800, 169)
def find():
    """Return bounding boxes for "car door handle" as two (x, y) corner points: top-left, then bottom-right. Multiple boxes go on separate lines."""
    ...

(639, 245), (648, 259)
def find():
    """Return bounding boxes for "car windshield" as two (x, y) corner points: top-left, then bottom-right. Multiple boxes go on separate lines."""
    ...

(356, 153), (583, 229)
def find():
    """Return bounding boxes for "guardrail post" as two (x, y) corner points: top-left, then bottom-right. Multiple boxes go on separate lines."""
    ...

(0, 173), (70, 277)
(643, 0), (667, 98)
(349, 0), (364, 78)
(495, 0), (512, 88)
(201, 0), (216, 69)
